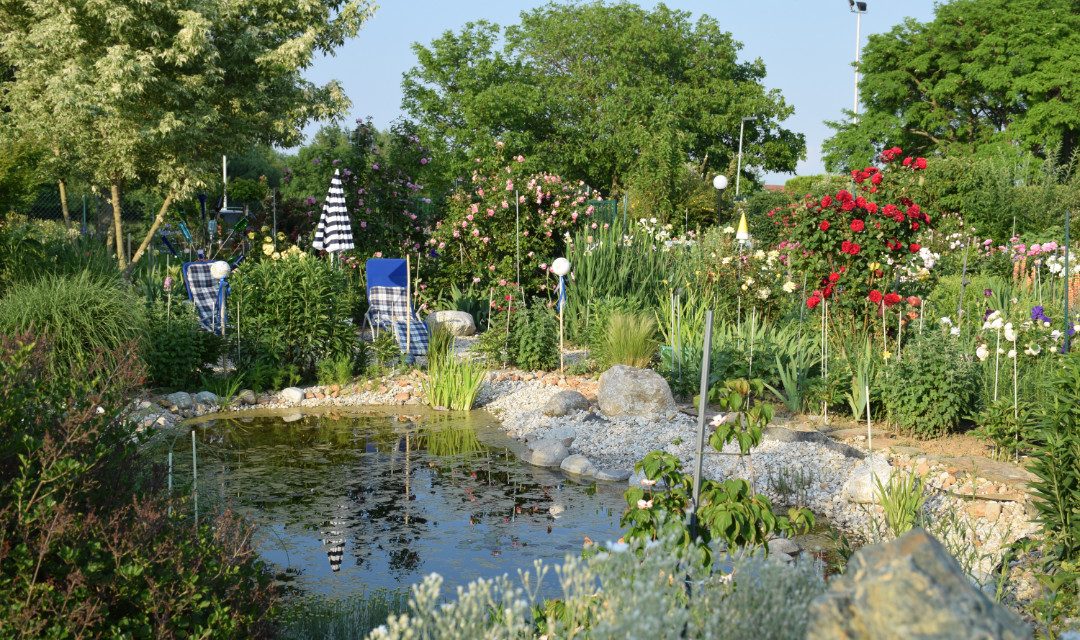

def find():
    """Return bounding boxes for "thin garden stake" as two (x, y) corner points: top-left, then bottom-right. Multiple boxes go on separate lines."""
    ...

(515, 191), (521, 287)
(191, 429), (198, 533)
(865, 383), (872, 455)
(167, 450), (173, 517)
(1065, 209), (1071, 354)
(487, 287), (494, 331)
(748, 306), (756, 378)
(690, 309), (714, 541)
(406, 254), (411, 357)
(1013, 346), (1019, 462)
(993, 326), (1001, 402)
(958, 239), (970, 332)
(897, 307), (902, 361)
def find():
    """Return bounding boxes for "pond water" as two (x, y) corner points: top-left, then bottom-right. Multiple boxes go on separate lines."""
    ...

(164, 408), (627, 598)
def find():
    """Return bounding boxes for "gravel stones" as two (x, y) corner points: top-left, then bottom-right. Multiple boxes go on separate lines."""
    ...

(425, 310), (477, 336)
(524, 439), (570, 468)
(807, 528), (1030, 639)
(279, 387), (305, 404)
(560, 454), (597, 477)
(597, 365), (675, 418)
(543, 390), (590, 417)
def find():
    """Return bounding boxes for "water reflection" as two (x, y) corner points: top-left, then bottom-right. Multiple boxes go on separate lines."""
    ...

(169, 410), (625, 596)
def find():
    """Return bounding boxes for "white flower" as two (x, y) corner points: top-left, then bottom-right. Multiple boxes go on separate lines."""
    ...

(723, 226), (735, 234)
(1052, 329), (1063, 341)
(757, 288), (771, 300)
(940, 317), (953, 327)
(976, 344), (989, 361)
(640, 478), (657, 487)
(721, 256), (733, 265)
(210, 260), (231, 279)
(637, 499), (654, 510)
(782, 281), (798, 293)
(1025, 343), (1042, 356)
(605, 540), (630, 553)
(991, 317), (1004, 330)
(950, 326), (961, 336)
(1007, 349), (1017, 359)
(1004, 323), (1017, 342)
(753, 250), (766, 260)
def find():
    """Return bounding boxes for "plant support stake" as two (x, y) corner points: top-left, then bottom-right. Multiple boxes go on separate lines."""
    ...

(690, 309), (714, 540)
(191, 429), (198, 534)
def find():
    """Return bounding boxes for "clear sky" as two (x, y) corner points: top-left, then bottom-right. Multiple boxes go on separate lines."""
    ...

(303, 0), (939, 184)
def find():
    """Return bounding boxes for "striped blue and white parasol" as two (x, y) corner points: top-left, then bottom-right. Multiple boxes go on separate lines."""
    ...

(312, 169), (355, 253)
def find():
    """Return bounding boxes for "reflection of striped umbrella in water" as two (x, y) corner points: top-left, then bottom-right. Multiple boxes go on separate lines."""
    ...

(323, 502), (347, 572)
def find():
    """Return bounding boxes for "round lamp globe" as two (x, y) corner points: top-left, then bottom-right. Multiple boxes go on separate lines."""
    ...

(551, 257), (571, 277)
(712, 175), (728, 190)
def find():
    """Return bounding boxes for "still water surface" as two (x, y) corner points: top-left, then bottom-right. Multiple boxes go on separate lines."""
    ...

(168, 408), (626, 597)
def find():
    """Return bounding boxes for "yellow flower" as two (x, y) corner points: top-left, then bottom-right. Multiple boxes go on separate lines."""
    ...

(882, 350), (892, 360)
(264, 236), (273, 244)
(869, 262), (881, 271)
(247, 231), (255, 240)
(276, 232), (286, 240)
(271, 251), (281, 260)
(262, 244), (273, 256)
(260, 225), (269, 233)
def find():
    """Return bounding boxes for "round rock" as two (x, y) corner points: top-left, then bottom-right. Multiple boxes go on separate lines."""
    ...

(560, 454), (597, 477)
(842, 456), (895, 504)
(597, 365), (676, 418)
(279, 387), (305, 404)
(425, 310), (477, 337)
(543, 390), (590, 417)
(164, 391), (193, 411)
(193, 391), (219, 406)
(524, 439), (570, 468)
(595, 468), (632, 482)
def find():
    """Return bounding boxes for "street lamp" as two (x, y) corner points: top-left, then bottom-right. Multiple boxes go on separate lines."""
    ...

(551, 257), (571, 372)
(712, 174), (728, 225)
(735, 116), (754, 197)
(848, 0), (868, 122)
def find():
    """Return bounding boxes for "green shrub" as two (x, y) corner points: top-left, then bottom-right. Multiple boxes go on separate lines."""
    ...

(511, 305), (559, 371)
(1030, 352), (1080, 560)
(231, 254), (359, 381)
(594, 311), (658, 369)
(0, 335), (276, 638)
(0, 270), (146, 376)
(142, 299), (222, 389)
(884, 329), (978, 438)
(316, 353), (356, 386)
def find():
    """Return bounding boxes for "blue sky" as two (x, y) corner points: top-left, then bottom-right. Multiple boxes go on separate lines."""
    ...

(303, 1), (938, 183)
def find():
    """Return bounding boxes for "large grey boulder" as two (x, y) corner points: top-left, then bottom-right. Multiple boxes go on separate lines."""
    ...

(597, 365), (676, 418)
(193, 391), (219, 407)
(807, 528), (1029, 640)
(560, 454), (597, 477)
(842, 456), (894, 504)
(543, 390), (590, 417)
(425, 310), (476, 337)
(524, 439), (569, 468)
(164, 391), (193, 411)
(279, 387), (305, 404)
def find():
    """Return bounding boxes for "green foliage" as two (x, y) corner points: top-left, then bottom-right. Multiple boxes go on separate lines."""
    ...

(371, 330), (403, 370)
(510, 305), (559, 371)
(822, 0), (1080, 170)
(708, 378), (774, 455)
(767, 338), (820, 413)
(1029, 352), (1080, 560)
(277, 590), (408, 640)
(404, 3), (804, 206)
(593, 311), (658, 370)
(0, 221), (46, 295)
(884, 329), (978, 438)
(974, 398), (1037, 460)
(875, 471), (927, 539)
(232, 255), (359, 381)
(0, 270), (146, 376)
(142, 298), (222, 389)
(422, 354), (486, 411)
(0, 336), (276, 638)
(316, 353), (357, 387)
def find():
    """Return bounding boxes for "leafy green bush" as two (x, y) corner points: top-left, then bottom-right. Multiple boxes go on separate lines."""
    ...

(593, 311), (658, 369)
(0, 335), (276, 637)
(511, 305), (559, 371)
(316, 353), (356, 386)
(883, 329), (978, 438)
(0, 270), (146, 376)
(231, 254), (359, 381)
(142, 299), (222, 389)
(1030, 352), (1080, 560)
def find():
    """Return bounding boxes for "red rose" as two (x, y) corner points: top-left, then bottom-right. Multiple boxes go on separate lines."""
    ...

(873, 268), (883, 277)
(911, 221), (920, 231)
(850, 219), (865, 232)
(819, 220), (830, 232)
(849, 242), (861, 255)
(828, 272), (840, 283)
(871, 173), (882, 185)
(902, 157), (913, 167)
(868, 290), (883, 304)
(914, 157), (927, 170)
(865, 202), (878, 214)
(806, 295), (821, 310)
(841, 200), (856, 212)
(884, 292), (902, 307)
(909, 243), (921, 253)
(841, 240), (852, 253)
(837, 190), (852, 202)
(820, 195), (833, 208)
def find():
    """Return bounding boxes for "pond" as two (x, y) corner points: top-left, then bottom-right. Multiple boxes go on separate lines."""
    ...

(163, 407), (627, 598)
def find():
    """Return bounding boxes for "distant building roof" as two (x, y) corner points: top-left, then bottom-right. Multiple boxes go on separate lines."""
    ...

(764, 184), (786, 192)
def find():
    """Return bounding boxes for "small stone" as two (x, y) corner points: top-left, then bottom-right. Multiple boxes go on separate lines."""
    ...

(966, 500), (1002, 522)
(596, 469), (632, 482)
(279, 387), (304, 404)
(394, 392), (410, 403)
(237, 389), (256, 405)
(425, 310), (477, 336)
(524, 440), (570, 468)
(768, 537), (802, 560)
(548, 504), (565, 517)
(560, 454), (597, 477)
(915, 458), (930, 476)
(164, 391), (193, 410)
(597, 365), (676, 418)
(843, 457), (894, 504)
(281, 412), (303, 423)
(304, 391), (315, 399)
(543, 390), (590, 417)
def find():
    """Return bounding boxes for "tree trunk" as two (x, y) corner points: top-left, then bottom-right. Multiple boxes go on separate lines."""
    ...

(110, 183), (126, 269)
(122, 191), (175, 276)
(58, 180), (71, 228)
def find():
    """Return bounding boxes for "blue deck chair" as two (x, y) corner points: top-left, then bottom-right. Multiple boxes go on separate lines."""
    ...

(182, 261), (227, 333)
(364, 258), (428, 358)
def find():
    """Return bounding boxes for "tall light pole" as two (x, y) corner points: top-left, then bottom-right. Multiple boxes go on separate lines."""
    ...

(712, 174), (728, 225)
(848, 0), (868, 122)
(735, 116), (754, 197)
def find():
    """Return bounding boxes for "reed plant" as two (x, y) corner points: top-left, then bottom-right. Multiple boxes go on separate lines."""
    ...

(277, 589), (408, 640)
(424, 328), (486, 411)
(594, 311), (659, 369)
(875, 471), (927, 539)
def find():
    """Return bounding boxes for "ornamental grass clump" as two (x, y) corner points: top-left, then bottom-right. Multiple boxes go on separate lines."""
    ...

(594, 311), (659, 369)
(423, 327), (486, 411)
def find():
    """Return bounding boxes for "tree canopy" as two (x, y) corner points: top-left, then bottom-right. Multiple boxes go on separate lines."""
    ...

(402, 2), (804, 210)
(0, 0), (373, 267)
(823, 0), (1080, 171)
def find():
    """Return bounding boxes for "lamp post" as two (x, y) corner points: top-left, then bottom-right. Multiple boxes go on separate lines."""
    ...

(712, 174), (728, 226)
(848, 0), (868, 122)
(735, 116), (754, 197)
(551, 257), (571, 372)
